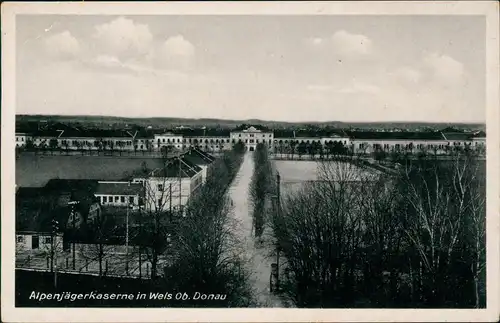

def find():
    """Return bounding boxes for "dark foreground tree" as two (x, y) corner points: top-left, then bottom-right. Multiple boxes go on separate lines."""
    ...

(270, 154), (485, 308)
(249, 143), (274, 238)
(163, 145), (255, 306)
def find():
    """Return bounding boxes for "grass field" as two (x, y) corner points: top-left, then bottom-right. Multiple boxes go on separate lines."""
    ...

(16, 155), (165, 187)
(274, 160), (318, 182)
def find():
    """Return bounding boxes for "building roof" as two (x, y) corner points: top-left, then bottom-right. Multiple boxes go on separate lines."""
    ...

(44, 179), (99, 193)
(472, 131), (486, 138)
(171, 128), (231, 137)
(150, 157), (202, 178)
(95, 182), (144, 196)
(27, 127), (142, 140)
(273, 129), (348, 139)
(183, 154), (211, 166)
(232, 124), (270, 132)
(441, 132), (474, 141)
(346, 131), (446, 141)
(182, 148), (216, 165)
(16, 184), (98, 233)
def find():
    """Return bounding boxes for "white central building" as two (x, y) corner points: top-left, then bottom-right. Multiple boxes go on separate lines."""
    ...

(230, 126), (274, 151)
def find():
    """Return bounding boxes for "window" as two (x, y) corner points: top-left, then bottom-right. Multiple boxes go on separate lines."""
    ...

(129, 196), (134, 204)
(163, 139), (165, 143)
(269, 139), (272, 144)
(158, 184), (164, 192)
(17, 236), (24, 243)
(115, 196), (119, 202)
(103, 196), (107, 203)
(121, 196), (125, 203)
(44, 237), (52, 244)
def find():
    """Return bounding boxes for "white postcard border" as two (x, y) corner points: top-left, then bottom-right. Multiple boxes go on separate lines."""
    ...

(2, 1), (499, 322)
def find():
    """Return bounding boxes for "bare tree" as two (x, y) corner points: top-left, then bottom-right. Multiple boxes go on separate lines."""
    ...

(165, 145), (254, 306)
(77, 214), (117, 277)
(138, 158), (183, 280)
(249, 143), (273, 239)
(270, 157), (376, 307)
(396, 154), (486, 306)
(49, 138), (59, 155)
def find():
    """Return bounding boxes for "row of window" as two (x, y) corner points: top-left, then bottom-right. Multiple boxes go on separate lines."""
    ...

(99, 195), (135, 204)
(236, 134), (273, 138)
(16, 236), (52, 244)
(158, 138), (237, 144)
(369, 142), (473, 150)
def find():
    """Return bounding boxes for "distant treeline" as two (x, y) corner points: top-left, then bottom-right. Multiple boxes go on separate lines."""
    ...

(16, 114), (485, 132)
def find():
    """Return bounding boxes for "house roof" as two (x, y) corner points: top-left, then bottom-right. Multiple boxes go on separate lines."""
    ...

(150, 157), (202, 178)
(44, 179), (99, 193)
(16, 185), (97, 233)
(182, 148), (216, 165)
(183, 154), (210, 166)
(95, 182), (144, 196)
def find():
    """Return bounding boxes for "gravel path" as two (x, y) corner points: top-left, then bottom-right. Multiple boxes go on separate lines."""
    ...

(228, 152), (284, 307)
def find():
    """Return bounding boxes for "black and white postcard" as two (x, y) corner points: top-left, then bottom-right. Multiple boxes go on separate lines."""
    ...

(2, 1), (499, 322)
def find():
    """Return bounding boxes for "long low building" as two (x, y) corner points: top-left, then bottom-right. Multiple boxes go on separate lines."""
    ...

(15, 123), (485, 155)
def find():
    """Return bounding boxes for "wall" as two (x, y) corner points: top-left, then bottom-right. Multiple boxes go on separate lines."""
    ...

(16, 234), (64, 254)
(144, 174), (202, 212)
(230, 131), (274, 151)
(15, 134), (28, 147)
(183, 137), (232, 152)
(154, 134), (183, 150)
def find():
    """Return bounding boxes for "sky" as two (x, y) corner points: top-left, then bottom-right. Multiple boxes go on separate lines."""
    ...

(16, 15), (485, 123)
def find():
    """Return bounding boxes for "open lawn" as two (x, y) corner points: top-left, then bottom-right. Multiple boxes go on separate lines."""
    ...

(16, 155), (165, 187)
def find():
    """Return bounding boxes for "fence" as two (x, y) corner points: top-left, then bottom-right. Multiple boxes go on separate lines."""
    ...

(15, 248), (171, 280)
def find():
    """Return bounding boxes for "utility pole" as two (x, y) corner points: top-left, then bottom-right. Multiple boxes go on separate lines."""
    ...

(138, 211), (142, 279)
(51, 219), (59, 289)
(126, 203), (130, 275)
(178, 157), (182, 213)
(276, 172), (281, 291)
(68, 201), (79, 271)
(169, 183), (173, 221)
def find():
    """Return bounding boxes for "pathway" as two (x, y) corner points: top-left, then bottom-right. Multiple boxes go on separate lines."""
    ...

(228, 152), (284, 307)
